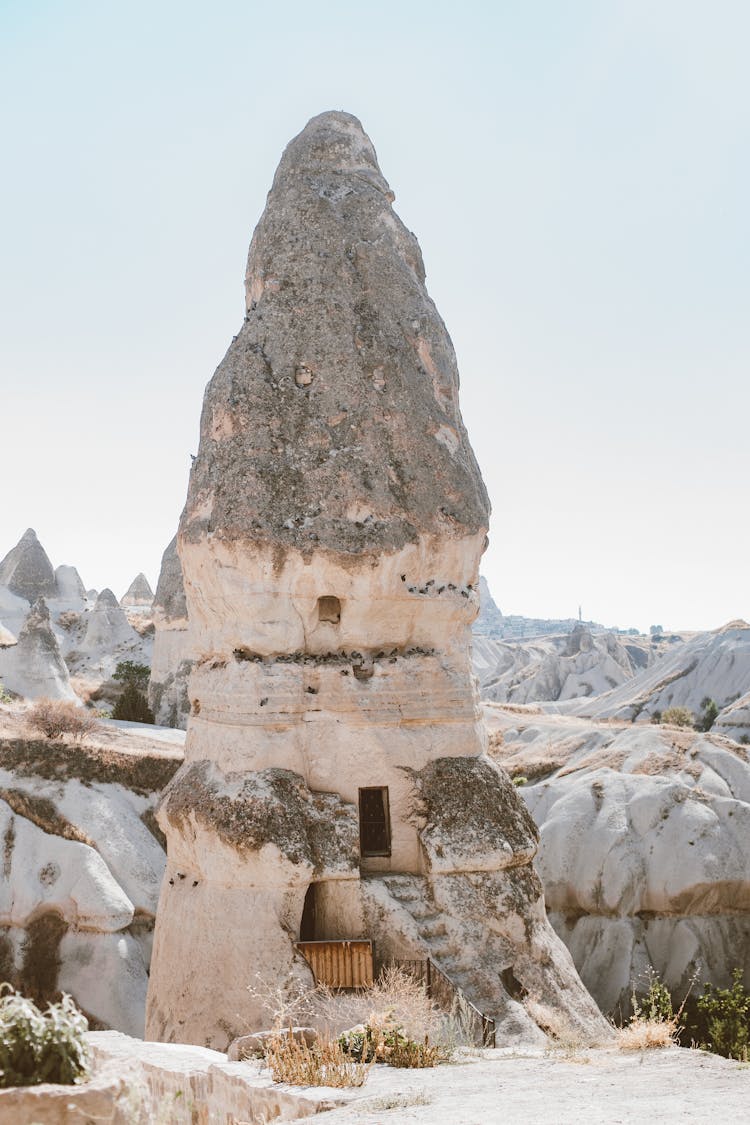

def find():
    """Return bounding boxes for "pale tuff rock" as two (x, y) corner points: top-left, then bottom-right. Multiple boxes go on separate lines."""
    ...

(0, 597), (75, 700)
(552, 621), (750, 723)
(0, 530), (154, 706)
(0, 623), (15, 649)
(476, 626), (645, 705)
(121, 572), (154, 608)
(0, 585), (28, 641)
(487, 705), (750, 1014)
(474, 575), (504, 637)
(148, 536), (194, 728)
(715, 689), (750, 743)
(147, 111), (607, 1050)
(0, 710), (180, 1035)
(54, 564), (87, 604)
(70, 588), (152, 684)
(0, 528), (57, 602)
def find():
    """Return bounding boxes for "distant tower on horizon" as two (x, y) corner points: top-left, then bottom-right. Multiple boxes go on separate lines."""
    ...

(578, 605), (582, 623)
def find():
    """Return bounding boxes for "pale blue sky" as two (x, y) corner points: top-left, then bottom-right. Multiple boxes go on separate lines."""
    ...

(1, 1), (747, 631)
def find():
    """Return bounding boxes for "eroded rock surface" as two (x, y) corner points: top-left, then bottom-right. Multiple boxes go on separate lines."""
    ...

(0, 707), (181, 1033)
(121, 573), (154, 608)
(486, 705), (750, 1014)
(0, 528), (57, 602)
(146, 111), (607, 1051)
(148, 536), (194, 728)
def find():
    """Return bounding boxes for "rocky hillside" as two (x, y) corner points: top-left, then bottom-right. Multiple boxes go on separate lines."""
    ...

(485, 703), (750, 1014)
(546, 621), (750, 736)
(0, 529), (154, 708)
(0, 705), (182, 1032)
(474, 625), (661, 705)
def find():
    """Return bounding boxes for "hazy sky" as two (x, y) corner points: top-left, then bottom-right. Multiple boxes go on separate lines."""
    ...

(1, 1), (747, 632)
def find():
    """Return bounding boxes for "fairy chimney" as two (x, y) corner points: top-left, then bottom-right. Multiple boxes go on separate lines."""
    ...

(146, 112), (608, 1050)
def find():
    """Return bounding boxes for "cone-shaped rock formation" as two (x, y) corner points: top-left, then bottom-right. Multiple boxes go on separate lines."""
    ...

(0, 598), (75, 700)
(121, 573), (154, 608)
(146, 112), (607, 1050)
(0, 529), (57, 602)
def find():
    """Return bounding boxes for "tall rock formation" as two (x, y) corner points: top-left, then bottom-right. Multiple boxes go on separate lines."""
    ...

(474, 575), (504, 637)
(148, 537), (194, 728)
(0, 598), (75, 701)
(146, 112), (606, 1049)
(0, 529), (57, 602)
(53, 565), (87, 606)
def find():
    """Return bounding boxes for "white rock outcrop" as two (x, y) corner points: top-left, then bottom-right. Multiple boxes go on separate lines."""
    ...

(146, 111), (607, 1051)
(0, 708), (181, 1034)
(552, 621), (750, 724)
(486, 705), (750, 1013)
(475, 626), (649, 705)
(0, 598), (75, 701)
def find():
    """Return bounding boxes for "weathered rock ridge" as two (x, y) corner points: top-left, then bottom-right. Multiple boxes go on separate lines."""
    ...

(0, 530), (153, 706)
(486, 705), (750, 1014)
(146, 111), (607, 1051)
(0, 707), (181, 1033)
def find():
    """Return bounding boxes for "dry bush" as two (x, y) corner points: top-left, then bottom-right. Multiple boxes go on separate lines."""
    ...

(314, 967), (446, 1045)
(617, 1018), (679, 1051)
(26, 699), (99, 741)
(56, 612), (81, 632)
(249, 966), (445, 1045)
(264, 1027), (370, 1087)
(525, 998), (600, 1059)
(249, 966), (457, 1073)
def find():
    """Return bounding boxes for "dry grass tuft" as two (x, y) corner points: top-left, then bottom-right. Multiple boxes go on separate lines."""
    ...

(525, 998), (599, 1061)
(617, 1017), (679, 1051)
(264, 1027), (370, 1087)
(249, 966), (446, 1045)
(25, 700), (99, 742)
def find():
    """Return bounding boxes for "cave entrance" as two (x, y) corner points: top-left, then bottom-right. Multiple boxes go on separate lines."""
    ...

(300, 882), (317, 942)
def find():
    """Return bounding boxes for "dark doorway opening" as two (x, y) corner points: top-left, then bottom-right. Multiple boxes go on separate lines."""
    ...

(300, 883), (317, 941)
(359, 787), (391, 857)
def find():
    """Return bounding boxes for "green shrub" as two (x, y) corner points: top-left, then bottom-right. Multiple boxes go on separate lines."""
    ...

(696, 698), (719, 732)
(635, 969), (674, 1023)
(661, 706), (694, 728)
(113, 662), (150, 691)
(112, 684), (155, 724)
(0, 987), (90, 1088)
(694, 970), (750, 1060)
(512, 776), (528, 787)
(338, 1022), (440, 1068)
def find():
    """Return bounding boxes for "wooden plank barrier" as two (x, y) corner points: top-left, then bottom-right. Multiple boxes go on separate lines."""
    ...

(295, 940), (374, 989)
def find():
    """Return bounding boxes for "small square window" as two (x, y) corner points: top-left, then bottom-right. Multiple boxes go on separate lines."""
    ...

(318, 595), (341, 624)
(359, 787), (391, 857)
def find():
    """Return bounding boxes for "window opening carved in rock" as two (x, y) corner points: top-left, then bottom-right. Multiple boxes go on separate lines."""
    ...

(358, 787), (391, 857)
(318, 595), (341, 624)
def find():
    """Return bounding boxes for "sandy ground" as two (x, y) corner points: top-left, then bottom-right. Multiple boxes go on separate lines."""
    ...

(292, 1047), (750, 1124)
